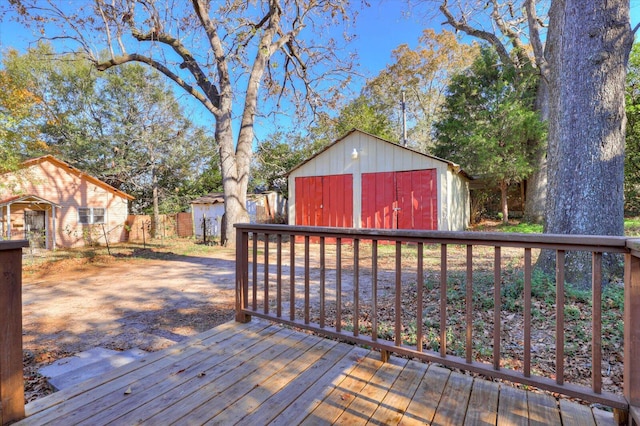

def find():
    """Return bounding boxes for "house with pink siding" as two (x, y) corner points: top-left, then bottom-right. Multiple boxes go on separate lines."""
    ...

(0, 155), (134, 249)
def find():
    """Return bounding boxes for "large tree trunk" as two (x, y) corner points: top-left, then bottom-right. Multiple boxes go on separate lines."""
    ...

(217, 114), (249, 248)
(539, 0), (632, 285)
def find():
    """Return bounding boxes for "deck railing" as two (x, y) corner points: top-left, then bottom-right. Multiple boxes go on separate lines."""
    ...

(235, 224), (640, 419)
(0, 240), (28, 426)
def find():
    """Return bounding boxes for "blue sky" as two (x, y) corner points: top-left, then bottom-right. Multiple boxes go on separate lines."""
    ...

(1, 1), (640, 143)
(0, 1), (432, 142)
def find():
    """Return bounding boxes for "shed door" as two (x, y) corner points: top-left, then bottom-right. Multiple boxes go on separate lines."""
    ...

(295, 174), (353, 227)
(396, 170), (438, 230)
(361, 172), (396, 229)
(361, 169), (438, 230)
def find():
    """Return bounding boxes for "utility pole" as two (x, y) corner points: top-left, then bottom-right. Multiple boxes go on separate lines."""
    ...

(402, 91), (407, 146)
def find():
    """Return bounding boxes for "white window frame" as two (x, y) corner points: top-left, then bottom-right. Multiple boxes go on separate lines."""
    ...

(78, 207), (106, 225)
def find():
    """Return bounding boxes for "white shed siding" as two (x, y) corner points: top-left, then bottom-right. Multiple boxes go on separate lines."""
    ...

(447, 171), (470, 231)
(288, 130), (470, 231)
(192, 203), (225, 239)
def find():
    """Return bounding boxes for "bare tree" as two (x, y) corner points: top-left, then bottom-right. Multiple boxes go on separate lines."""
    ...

(6, 0), (357, 245)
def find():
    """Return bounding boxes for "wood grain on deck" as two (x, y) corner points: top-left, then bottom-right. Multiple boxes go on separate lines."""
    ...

(17, 320), (618, 425)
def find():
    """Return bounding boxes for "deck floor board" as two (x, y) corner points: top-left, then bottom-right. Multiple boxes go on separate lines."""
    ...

(16, 320), (617, 425)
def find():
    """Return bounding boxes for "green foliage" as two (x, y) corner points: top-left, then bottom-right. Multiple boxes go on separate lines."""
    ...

(364, 29), (479, 151)
(307, 95), (396, 146)
(329, 95), (396, 142)
(1, 44), (216, 213)
(433, 45), (545, 208)
(0, 46), (48, 172)
(626, 43), (640, 215)
(251, 132), (314, 196)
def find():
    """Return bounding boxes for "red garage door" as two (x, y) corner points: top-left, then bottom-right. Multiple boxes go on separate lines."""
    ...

(361, 169), (437, 230)
(295, 174), (353, 227)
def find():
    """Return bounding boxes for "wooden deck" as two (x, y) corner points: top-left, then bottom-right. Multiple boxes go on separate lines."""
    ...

(18, 319), (616, 426)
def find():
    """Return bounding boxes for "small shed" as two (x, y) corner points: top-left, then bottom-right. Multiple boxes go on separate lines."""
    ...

(247, 191), (288, 223)
(288, 129), (471, 231)
(191, 191), (288, 240)
(190, 193), (225, 240)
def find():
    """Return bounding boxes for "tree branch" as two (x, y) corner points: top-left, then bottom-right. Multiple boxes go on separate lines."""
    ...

(488, 0), (528, 67)
(130, 27), (221, 110)
(191, 0), (231, 103)
(94, 54), (221, 116)
(524, 0), (550, 80)
(439, 0), (512, 68)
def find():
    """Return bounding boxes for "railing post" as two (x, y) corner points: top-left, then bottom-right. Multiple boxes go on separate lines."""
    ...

(625, 249), (640, 416)
(0, 241), (28, 425)
(235, 227), (250, 323)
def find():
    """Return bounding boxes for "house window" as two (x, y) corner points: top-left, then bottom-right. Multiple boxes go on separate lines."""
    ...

(78, 207), (106, 225)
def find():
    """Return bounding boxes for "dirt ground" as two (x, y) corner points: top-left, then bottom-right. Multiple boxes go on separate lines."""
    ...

(21, 245), (238, 402)
(19, 230), (624, 405)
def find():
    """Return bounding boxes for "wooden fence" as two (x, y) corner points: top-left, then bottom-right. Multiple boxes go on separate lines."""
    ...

(126, 213), (193, 241)
(235, 224), (640, 421)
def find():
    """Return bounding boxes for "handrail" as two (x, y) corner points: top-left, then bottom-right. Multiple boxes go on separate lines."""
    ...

(235, 224), (633, 415)
(0, 240), (28, 425)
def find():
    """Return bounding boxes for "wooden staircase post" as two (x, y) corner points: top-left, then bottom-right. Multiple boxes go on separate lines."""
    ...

(0, 241), (28, 425)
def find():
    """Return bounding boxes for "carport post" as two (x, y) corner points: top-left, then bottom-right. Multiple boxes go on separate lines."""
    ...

(0, 240), (28, 425)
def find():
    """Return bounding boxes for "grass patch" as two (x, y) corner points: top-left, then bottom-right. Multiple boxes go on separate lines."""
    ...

(625, 217), (640, 236)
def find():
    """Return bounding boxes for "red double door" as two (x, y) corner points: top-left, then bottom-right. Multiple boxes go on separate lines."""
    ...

(295, 174), (353, 227)
(361, 169), (437, 230)
(295, 169), (437, 231)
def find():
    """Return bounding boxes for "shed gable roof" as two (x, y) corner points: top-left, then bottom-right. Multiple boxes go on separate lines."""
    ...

(287, 128), (471, 179)
(19, 155), (135, 201)
(190, 192), (225, 205)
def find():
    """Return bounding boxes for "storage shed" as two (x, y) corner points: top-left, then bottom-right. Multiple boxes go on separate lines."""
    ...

(288, 129), (471, 231)
(190, 193), (225, 240)
(191, 191), (288, 241)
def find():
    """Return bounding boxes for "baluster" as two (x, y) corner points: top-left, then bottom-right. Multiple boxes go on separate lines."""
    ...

(493, 246), (501, 370)
(440, 244), (448, 357)
(395, 241), (402, 347)
(336, 238), (342, 333)
(592, 251), (602, 393)
(304, 235), (310, 324)
(320, 237), (325, 328)
(556, 250), (565, 385)
(252, 233), (258, 311)
(354, 238), (360, 337)
(524, 248), (532, 377)
(466, 244), (473, 364)
(417, 242), (424, 353)
(372, 240), (378, 342)
(290, 236), (295, 321)
(264, 234), (269, 314)
(276, 234), (282, 318)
